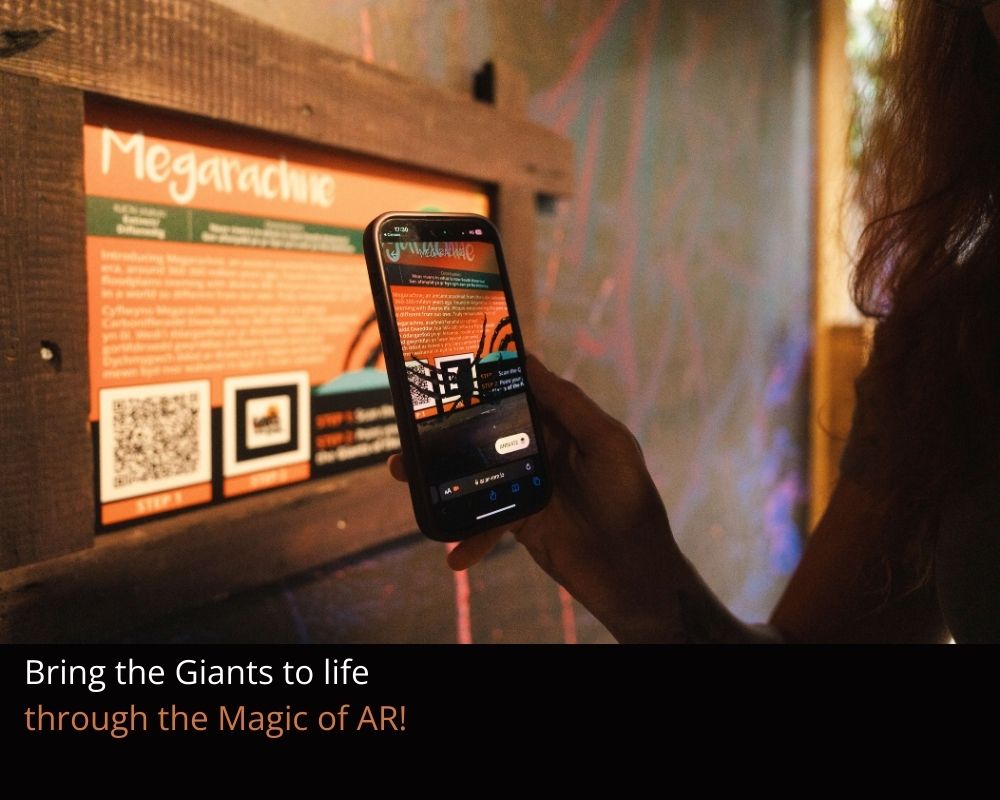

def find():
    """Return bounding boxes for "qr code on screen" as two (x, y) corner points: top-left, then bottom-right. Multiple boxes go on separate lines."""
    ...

(435, 353), (475, 403)
(99, 380), (212, 503)
(405, 360), (436, 411)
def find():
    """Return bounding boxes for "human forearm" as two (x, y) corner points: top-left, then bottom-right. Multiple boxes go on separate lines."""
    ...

(599, 548), (783, 644)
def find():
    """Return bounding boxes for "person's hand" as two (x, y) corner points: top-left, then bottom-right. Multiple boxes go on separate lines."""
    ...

(388, 355), (685, 642)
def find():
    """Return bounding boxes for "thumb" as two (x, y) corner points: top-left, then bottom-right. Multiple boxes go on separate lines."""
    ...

(446, 528), (506, 571)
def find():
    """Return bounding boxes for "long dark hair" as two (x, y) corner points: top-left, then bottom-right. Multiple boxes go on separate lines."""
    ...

(851, 1), (1000, 591)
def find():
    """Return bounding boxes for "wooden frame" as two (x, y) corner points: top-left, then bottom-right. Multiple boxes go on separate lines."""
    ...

(809, 1), (869, 528)
(0, 0), (572, 641)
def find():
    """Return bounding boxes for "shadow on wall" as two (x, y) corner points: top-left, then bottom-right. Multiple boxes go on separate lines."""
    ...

(153, 0), (815, 642)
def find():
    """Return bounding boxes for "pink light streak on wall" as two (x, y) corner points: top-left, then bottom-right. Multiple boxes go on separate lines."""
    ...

(611, 0), (661, 395)
(565, 92), (607, 277)
(539, 0), (624, 116)
(359, 7), (375, 63)
(559, 587), (578, 644)
(447, 543), (473, 644)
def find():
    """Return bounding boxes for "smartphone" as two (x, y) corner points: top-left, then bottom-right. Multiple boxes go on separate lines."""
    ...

(363, 212), (551, 540)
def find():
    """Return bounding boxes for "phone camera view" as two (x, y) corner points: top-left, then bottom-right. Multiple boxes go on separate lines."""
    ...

(380, 222), (545, 529)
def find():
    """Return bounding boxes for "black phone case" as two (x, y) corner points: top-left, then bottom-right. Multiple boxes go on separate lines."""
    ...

(362, 212), (551, 540)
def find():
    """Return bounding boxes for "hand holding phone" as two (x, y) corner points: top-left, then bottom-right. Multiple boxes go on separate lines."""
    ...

(388, 353), (683, 644)
(363, 212), (551, 540)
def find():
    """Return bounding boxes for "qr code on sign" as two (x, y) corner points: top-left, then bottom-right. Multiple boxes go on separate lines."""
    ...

(99, 380), (212, 503)
(111, 393), (201, 488)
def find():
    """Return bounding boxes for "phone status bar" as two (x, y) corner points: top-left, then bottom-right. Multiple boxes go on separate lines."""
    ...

(380, 228), (486, 241)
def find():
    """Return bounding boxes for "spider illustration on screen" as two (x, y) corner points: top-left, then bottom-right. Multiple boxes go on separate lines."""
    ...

(407, 315), (516, 415)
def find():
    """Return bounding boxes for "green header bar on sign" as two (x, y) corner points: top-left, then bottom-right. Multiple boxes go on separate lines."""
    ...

(86, 196), (361, 254)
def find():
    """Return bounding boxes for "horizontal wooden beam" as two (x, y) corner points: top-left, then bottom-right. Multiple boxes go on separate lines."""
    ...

(0, 0), (572, 195)
(0, 462), (417, 642)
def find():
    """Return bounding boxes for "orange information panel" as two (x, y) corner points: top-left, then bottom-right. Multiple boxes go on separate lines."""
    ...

(84, 100), (488, 526)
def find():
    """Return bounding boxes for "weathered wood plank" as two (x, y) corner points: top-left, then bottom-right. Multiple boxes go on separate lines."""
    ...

(824, 323), (871, 486)
(496, 183), (539, 346)
(487, 59), (539, 345)
(0, 462), (417, 642)
(0, 0), (573, 195)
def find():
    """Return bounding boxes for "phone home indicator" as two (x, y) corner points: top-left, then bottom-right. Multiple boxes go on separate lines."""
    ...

(477, 503), (516, 521)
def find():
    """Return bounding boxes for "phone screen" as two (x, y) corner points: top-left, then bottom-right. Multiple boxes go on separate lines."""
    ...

(375, 216), (548, 534)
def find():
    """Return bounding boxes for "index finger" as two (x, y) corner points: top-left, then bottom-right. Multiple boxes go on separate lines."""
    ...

(446, 528), (507, 571)
(387, 453), (407, 481)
